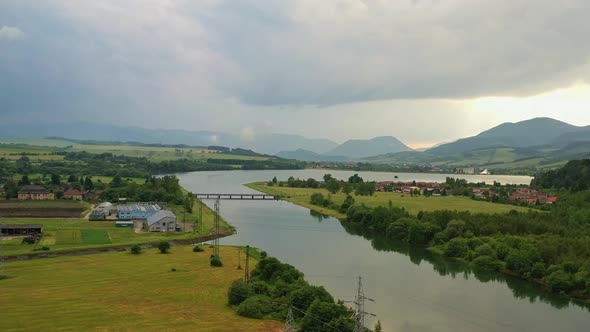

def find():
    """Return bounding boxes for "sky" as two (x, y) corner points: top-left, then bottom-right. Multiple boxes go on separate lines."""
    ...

(1, 0), (589, 148)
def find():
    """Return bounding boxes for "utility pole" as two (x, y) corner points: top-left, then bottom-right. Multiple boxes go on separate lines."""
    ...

(213, 198), (220, 258)
(198, 199), (203, 233)
(352, 276), (375, 332)
(244, 245), (250, 283)
(282, 305), (298, 332)
(237, 247), (242, 270)
(0, 232), (4, 277)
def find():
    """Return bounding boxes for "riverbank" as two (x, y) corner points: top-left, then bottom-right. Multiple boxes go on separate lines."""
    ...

(0, 245), (282, 332)
(246, 182), (531, 216)
(246, 182), (590, 304)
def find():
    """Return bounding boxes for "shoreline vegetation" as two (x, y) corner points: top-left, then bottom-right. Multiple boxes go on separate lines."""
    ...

(247, 162), (590, 303)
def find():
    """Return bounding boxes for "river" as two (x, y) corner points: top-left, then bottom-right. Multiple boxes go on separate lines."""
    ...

(176, 170), (589, 332)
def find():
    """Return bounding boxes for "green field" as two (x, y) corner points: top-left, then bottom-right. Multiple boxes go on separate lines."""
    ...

(1, 138), (272, 163)
(247, 183), (532, 219)
(0, 245), (282, 332)
(0, 199), (231, 256)
(0, 200), (89, 210)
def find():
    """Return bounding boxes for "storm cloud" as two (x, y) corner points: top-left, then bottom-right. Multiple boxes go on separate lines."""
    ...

(1, 0), (589, 145)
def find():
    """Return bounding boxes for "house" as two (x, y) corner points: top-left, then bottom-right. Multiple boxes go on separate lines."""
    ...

(18, 185), (54, 200)
(117, 203), (161, 220)
(63, 189), (84, 200)
(145, 210), (176, 232)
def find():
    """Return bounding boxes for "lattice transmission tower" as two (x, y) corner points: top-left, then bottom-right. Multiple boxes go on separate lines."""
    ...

(282, 305), (298, 332)
(352, 276), (375, 332)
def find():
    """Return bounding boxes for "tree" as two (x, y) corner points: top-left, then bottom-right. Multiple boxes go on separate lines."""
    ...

(348, 173), (363, 184)
(184, 192), (194, 213)
(50, 174), (61, 185)
(158, 241), (171, 254)
(20, 175), (31, 186)
(342, 182), (353, 195)
(84, 177), (94, 190)
(325, 179), (341, 194)
(67, 174), (77, 183)
(272, 176), (278, 184)
(110, 174), (123, 188)
(445, 238), (469, 258)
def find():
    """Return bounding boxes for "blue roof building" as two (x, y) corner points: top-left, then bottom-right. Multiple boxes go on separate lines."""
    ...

(117, 204), (161, 220)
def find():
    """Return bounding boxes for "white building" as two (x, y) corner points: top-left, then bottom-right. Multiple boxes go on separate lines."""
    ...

(145, 210), (176, 232)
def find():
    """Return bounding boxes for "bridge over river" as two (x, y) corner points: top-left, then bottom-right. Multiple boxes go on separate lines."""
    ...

(194, 193), (278, 200)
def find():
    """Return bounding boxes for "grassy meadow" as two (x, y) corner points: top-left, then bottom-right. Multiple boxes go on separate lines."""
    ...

(0, 245), (282, 332)
(1, 138), (270, 162)
(246, 183), (532, 219)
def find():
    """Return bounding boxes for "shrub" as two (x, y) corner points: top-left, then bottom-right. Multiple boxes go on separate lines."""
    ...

(210, 256), (223, 267)
(158, 241), (171, 254)
(33, 246), (50, 252)
(472, 255), (502, 272)
(547, 270), (575, 292)
(531, 262), (546, 279)
(474, 244), (495, 258)
(130, 245), (142, 255)
(228, 280), (251, 306)
(236, 295), (273, 319)
(193, 245), (204, 252)
(444, 238), (469, 258)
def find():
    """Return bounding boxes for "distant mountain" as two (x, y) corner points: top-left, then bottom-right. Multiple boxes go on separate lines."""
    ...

(326, 136), (412, 159)
(0, 122), (338, 155)
(428, 118), (583, 155)
(276, 149), (349, 162)
(247, 134), (338, 155)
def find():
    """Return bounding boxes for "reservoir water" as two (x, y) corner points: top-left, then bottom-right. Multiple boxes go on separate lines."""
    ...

(176, 170), (589, 332)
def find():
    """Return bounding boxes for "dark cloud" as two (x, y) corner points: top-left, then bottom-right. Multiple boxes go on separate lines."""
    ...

(189, 0), (590, 105)
(0, 1), (589, 144)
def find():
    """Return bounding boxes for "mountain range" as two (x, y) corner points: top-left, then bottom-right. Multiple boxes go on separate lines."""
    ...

(0, 122), (337, 155)
(428, 117), (590, 155)
(365, 118), (590, 171)
(2, 118), (590, 168)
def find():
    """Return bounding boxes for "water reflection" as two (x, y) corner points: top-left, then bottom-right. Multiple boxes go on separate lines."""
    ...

(340, 218), (590, 312)
(309, 209), (330, 222)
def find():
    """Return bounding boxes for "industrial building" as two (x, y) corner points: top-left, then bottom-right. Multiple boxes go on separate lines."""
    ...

(117, 203), (161, 220)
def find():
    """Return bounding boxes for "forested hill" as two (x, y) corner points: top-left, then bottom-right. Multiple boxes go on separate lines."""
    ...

(532, 159), (590, 192)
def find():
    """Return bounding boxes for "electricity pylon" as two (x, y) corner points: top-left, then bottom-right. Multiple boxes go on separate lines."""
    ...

(282, 306), (298, 332)
(352, 276), (375, 332)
